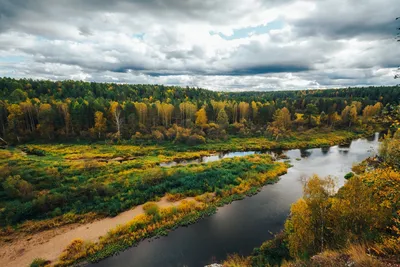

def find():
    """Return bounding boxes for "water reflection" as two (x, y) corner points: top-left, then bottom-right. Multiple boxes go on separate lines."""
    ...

(338, 143), (351, 148)
(321, 146), (330, 154)
(92, 134), (380, 267)
(159, 151), (259, 167)
(300, 148), (312, 158)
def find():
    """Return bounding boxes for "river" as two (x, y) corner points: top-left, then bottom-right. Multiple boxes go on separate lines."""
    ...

(92, 133), (380, 267)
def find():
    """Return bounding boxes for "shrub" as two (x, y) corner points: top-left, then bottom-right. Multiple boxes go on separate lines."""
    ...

(344, 172), (354, 180)
(30, 258), (49, 267)
(22, 147), (46, 156)
(59, 238), (93, 264)
(252, 232), (290, 266)
(352, 163), (366, 174)
(2, 175), (33, 199)
(151, 130), (164, 142)
(142, 168), (165, 185)
(165, 193), (185, 202)
(223, 253), (252, 267)
(187, 134), (206, 145)
(195, 193), (215, 203)
(142, 202), (159, 217)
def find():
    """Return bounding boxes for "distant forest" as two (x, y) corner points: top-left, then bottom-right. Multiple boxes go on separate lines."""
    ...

(0, 77), (399, 143)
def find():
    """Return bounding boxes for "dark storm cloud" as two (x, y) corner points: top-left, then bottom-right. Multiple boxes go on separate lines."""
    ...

(218, 65), (311, 75)
(291, 0), (400, 40)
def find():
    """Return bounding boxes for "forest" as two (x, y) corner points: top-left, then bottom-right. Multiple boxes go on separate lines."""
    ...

(0, 78), (399, 267)
(0, 77), (399, 144)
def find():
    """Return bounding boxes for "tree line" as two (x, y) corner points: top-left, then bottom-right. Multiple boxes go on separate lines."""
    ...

(0, 77), (399, 144)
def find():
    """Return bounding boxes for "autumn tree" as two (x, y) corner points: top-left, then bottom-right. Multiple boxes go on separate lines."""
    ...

(7, 104), (24, 141)
(110, 101), (122, 137)
(37, 103), (55, 139)
(195, 108), (208, 127)
(179, 102), (197, 127)
(93, 111), (107, 139)
(330, 175), (387, 244)
(327, 111), (340, 128)
(319, 111), (328, 126)
(134, 102), (148, 127)
(20, 99), (36, 134)
(58, 102), (71, 137)
(285, 175), (335, 257)
(211, 100), (226, 121)
(268, 107), (292, 140)
(285, 198), (314, 258)
(156, 102), (174, 127)
(229, 102), (239, 123)
(351, 101), (362, 114)
(341, 105), (357, 127)
(251, 101), (259, 122)
(379, 129), (400, 169)
(217, 108), (229, 129)
(303, 175), (335, 253)
(238, 101), (250, 122)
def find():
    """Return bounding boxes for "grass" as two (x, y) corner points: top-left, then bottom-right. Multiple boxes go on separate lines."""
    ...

(0, 129), (370, 228)
(0, 128), (381, 265)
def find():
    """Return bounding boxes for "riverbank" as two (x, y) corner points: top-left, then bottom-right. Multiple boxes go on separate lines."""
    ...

(56, 158), (288, 266)
(89, 132), (382, 267)
(223, 134), (399, 267)
(0, 196), (198, 267)
(1, 129), (373, 230)
(0, 153), (287, 266)
(0, 128), (382, 266)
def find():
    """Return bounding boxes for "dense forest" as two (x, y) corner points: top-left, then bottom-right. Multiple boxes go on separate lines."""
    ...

(0, 77), (399, 144)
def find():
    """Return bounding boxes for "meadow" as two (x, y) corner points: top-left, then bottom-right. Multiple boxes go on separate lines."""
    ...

(0, 129), (366, 229)
(0, 127), (383, 266)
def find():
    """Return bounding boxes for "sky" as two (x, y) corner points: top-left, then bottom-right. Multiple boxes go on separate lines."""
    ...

(0, 0), (399, 91)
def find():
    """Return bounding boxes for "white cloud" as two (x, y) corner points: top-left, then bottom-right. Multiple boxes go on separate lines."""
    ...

(0, 0), (399, 91)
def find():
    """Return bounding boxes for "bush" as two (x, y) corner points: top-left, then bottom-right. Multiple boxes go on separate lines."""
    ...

(165, 193), (185, 202)
(223, 253), (251, 267)
(252, 232), (290, 266)
(142, 168), (165, 185)
(22, 147), (46, 156)
(2, 175), (33, 199)
(151, 130), (164, 142)
(344, 172), (354, 180)
(30, 258), (49, 267)
(142, 202), (159, 217)
(59, 238), (89, 262)
(187, 134), (206, 145)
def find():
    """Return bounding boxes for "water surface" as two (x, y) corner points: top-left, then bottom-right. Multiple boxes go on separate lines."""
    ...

(93, 133), (380, 267)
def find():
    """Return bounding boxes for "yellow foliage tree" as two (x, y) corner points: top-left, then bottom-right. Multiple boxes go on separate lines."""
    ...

(110, 101), (122, 137)
(94, 111), (107, 138)
(195, 108), (208, 127)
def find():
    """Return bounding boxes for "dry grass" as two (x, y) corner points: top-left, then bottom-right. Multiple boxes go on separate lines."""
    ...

(347, 244), (384, 267)
(223, 254), (252, 267)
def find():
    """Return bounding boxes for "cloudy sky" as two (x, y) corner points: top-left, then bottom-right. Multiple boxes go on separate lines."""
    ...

(0, 0), (399, 91)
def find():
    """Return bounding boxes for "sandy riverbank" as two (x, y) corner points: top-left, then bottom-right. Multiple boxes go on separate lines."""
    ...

(0, 196), (194, 267)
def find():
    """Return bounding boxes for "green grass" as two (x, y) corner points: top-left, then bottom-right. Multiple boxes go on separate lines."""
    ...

(0, 129), (372, 227)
